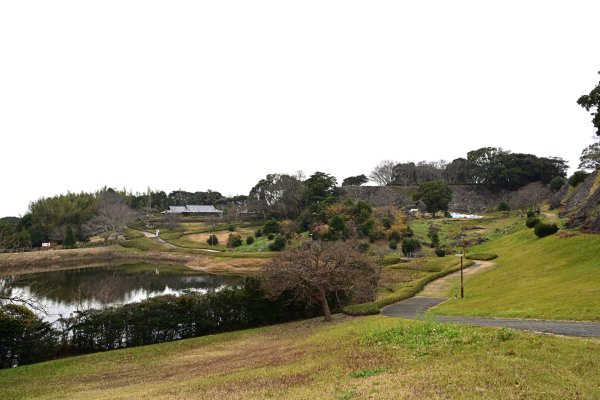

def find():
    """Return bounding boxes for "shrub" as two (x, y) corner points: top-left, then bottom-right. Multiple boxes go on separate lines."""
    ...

(526, 217), (540, 228)
(227, 225), (236, 232)
(0, 304), (59, 369)
(389, 239), (398, 250)
(526, 211), (536, 218)
(226, 233), (243, 248)
(381, 217), (392, 229)
(549, 176), (566, 191)
(389, 230), (402, 242)
(263, 219), (281, 234)
(429, 232), (439, 248)
(359, 219), (375, 237)
(63, 225), (76, 249)
(206, 234), (219, 246)
(466, 253), (498, 261)
(267, 233), (275, 240)
(497, 202), (510, 211)
(368, 230), (386, 243)
(434, 247), (446, 257)
(534, 222), (559, 238)
(268, 236), (286, 251)
(246, 236), (254, 245)
(401, 237), (421, 256)
(255, 229), (263, 238)
(357, 242), (370, 253)
(568, 170), (589, 187)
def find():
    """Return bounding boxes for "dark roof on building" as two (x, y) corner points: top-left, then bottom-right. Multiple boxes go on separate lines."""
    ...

(165, 205), (222, 214)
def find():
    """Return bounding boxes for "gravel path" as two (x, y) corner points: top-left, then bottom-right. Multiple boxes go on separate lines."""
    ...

(381, 262), (600, 337)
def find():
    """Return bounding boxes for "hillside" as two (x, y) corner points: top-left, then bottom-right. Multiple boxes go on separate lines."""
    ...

(552, 171), (600, 232)
(1, 314), (599, 399)
(432, 227), (600, 321)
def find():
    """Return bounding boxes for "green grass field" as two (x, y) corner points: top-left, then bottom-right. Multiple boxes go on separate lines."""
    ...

(431, 228), (600, 321)
(1, 315), (599, 399)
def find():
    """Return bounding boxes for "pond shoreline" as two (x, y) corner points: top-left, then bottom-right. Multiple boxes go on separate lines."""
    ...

(0, 247), (264, 276)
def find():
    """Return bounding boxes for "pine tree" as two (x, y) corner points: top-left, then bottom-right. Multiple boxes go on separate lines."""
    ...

(64, 225), (76, 249)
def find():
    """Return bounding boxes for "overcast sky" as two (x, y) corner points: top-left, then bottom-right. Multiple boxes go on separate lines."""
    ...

(1, 1), (599, 217)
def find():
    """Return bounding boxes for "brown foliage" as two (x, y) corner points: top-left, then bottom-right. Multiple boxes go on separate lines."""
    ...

(262, 241), (378, 321)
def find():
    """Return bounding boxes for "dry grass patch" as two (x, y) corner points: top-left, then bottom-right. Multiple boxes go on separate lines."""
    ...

(2, 315), (600, 399)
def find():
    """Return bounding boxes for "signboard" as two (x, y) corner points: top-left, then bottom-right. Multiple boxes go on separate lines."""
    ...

(42, 243), (51, 248)
(454, 253), (463, 257)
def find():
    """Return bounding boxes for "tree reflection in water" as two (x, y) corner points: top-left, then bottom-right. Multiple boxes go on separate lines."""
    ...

(0, 263), (241, 322)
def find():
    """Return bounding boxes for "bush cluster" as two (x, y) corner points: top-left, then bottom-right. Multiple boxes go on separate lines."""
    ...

(401, 237), (421, 256)
(206, 234), (219, 246)
(268, 236), (286, 251)
(525, 217), (540, 228)
(0, 305), (58, 369)
(497, 202), (510, 212)
(534, 222), (559, 238)
(226, 233), (243, 248)
(263, 219), (281, 235)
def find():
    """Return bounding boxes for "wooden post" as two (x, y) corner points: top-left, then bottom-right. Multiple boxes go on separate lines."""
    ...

(460, 242), (466, 298)
(460, 253), (464, 298)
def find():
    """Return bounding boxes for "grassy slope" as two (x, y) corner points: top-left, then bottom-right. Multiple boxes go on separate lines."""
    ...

(1, 315), (599, 399)
(432, 228), (600, 321)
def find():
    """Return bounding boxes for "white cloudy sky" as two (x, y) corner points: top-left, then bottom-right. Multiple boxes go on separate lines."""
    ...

(1, 1), (599, 217)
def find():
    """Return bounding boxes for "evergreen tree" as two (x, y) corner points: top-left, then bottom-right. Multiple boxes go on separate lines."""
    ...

(63, 225), (76, 248)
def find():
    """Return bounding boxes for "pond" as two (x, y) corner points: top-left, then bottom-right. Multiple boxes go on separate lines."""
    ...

(0, 262), (241, 322)
(450, 212), (483, 219)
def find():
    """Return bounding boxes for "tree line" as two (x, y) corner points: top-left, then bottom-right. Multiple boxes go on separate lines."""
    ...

(368, 147), (568, 190)
(1, 188), (250, 250)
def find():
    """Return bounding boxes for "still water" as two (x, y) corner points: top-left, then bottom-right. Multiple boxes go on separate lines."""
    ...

(0, 262), (241, 322)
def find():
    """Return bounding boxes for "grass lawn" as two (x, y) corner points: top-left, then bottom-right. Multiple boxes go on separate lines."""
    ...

(431, 228), (600, 321)
(1, 315), (599, 399)
(119, 236), (170, 252)
(160, 225), (263, 251)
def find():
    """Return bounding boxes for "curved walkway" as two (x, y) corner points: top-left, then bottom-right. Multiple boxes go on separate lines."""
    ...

(381, 262), (600, 338)
(140, 230), (177, 248)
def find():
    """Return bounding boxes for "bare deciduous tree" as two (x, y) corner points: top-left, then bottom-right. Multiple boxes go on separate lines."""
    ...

(369, 160), (396, 186)
(162, 212), (179, 231)
(83, 190), (138, 242)
(262, 241), (378, 321)
(508, 182), (550, 211)
(0, 247), (49, 313)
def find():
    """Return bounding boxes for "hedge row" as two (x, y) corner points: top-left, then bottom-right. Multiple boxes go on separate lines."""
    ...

(343, 260), (475, 316)
(466, 253), (498, 261)
(1, 278), (320, 369)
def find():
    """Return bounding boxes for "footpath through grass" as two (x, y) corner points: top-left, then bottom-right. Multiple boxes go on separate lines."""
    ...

(432, 228), (600, 321)
(1, 315), (599, 399)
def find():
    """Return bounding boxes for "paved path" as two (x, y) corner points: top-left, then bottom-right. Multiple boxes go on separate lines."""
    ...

(419, 260), (494, 298)
(140, 230), (177, 248)
(381, 262), (600, 338)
